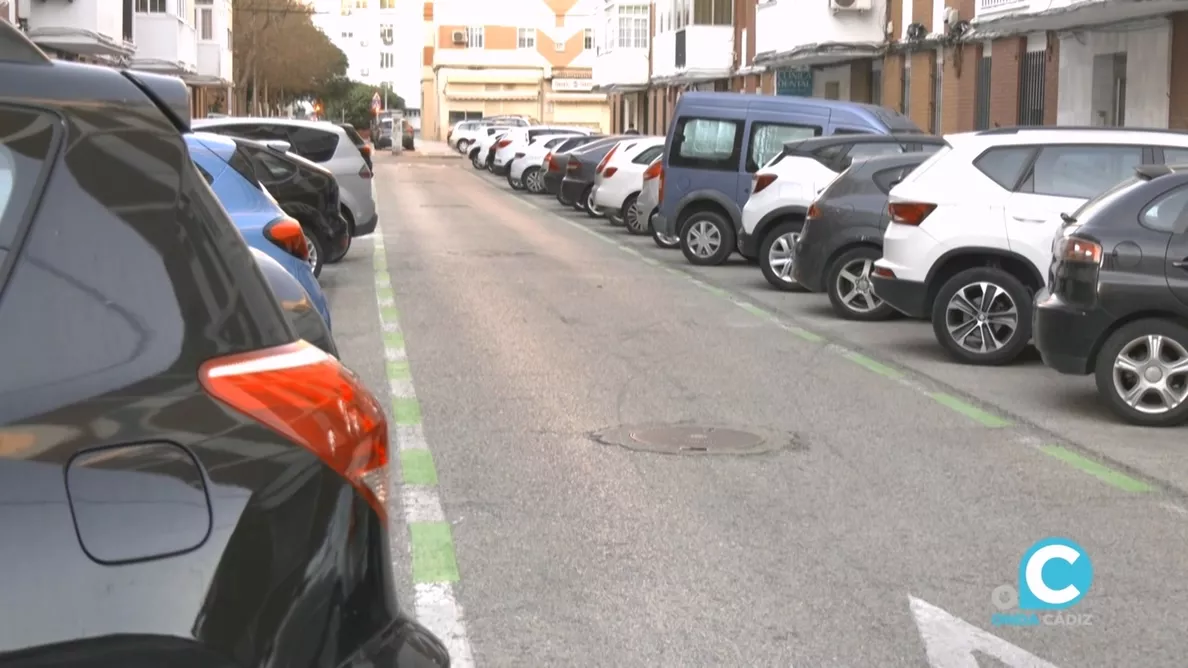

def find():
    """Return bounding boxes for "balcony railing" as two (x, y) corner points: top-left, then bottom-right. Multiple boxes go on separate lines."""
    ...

(675, 29), (686, 69)
(977, 0), (1031, 14)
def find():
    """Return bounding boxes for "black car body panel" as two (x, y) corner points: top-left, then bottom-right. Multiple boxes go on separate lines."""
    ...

(1034, 168), (1188, 375)
(0, 25), (448, 668)
(543, 135), (614, 195)
(560, 136), (637, 203)
(251, 248), (339, 357)
(794, 153), (933, 292)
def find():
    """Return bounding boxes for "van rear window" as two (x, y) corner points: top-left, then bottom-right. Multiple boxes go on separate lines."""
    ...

(670, 117), (742, 172)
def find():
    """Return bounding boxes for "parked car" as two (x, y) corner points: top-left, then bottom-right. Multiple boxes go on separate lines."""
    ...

(559, 135), (636, 216)
(338, 121), (374, 170)
(745, 134), (947, 289)
(373, 116), (396, 149)
(252, 248), (339, 356)
(402, 118), (416, 150)
(507, 134), (586, 190)
(793, 152), (936, 320)
(227, 135), (353, 274)
(187, 134), (333, 327)
(872, 126), (1188, 366)
(653, 92), (923, 266)
(493, 125), (589, 175)
(592, 136), (666, 230)
(193, 116), (379, 239)
(517, 134), (604, 194)
(633, 157), (679, 248)
(469, 126), (513, 169)
(543, 135), (618, 202)
(1034, 163), (1188, 427)
(0, 27), (449, 666)
(451, 119), (520, 153)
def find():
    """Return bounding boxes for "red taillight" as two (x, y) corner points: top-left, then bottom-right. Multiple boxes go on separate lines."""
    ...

(566, 160), (580, 172)
(753, 173), (777, 195)
(264, 217), (309, 261)
(545, 152), (556, 171)
(199, 341), (389, 519)
(596, 143), (620, 174)
(643, 160), (662, 180)
(658, 167), (665, 202)
(359, 164), (373, 179)
(888, 202), (936, 226)
(361, 145), (373, 158)
(806, 202), (821, 219)
(603, 166), (618, 178)
(1056, 236), (1103, 264)
(496, 139), (512, 149)
(872, 266), (896, 279)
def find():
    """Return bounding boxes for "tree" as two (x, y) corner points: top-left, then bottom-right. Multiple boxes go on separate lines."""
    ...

(233, 0), (347, 114)
(321, 81), (405, 129)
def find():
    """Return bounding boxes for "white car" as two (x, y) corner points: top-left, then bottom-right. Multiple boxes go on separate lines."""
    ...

(493, 126), (589, 175)
(506, 134), (586, 190)
(450, 117), (530, 152)
(512, 134), (601, 194)
(193, 117), (378, 239)
(469, 127), (513, 169)
(871, 127), (1188, 366)
(632, 157), (678, 249)
(741, 134), (946, 291)
(591, 136), (665, 232)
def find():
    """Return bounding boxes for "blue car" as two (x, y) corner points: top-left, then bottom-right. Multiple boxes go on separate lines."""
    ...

(185, 132), (332, 329)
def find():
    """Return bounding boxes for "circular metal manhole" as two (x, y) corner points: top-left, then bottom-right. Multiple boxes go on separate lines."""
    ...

(593, 424), (791, 456)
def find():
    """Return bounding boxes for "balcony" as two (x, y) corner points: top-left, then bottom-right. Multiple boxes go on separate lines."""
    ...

(26, 0), (135, 59)
(973, 0), (1187, 32)
(652, 26), (733, 82)
(197, 43), (232, 85)
(195, 1), (232, 85)
(592, 2), (650, 90)
(753, 0), (885, 68)
(131, 12), (197, 76)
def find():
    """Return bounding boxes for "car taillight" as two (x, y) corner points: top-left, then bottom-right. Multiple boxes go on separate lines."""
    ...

(545, 152), (555, 170)
(753, 173), (777, 195)
(359, 164), (373, 179)
(199, 341), (389, 520)
(643, 160), (662, 180)
(888, 202), (936, 226)
(806, 202), (821, 219)
(596, 143), (620, 174)
(263, 216), (309, 261)
(872, 266), (896, 279)
(1055, 236), (1103, 264)
(496, 139), (512, 149)
(567, 161), (580, 172)
(603, 166), (618, 178)
(361, 145), (373, 158)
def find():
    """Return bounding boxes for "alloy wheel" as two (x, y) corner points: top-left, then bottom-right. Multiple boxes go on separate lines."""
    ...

(625, 203), (645, 233)
(586, 189), (601, 215)
(1112, 334), (1188, 415)
(944, 281), (1019, 353)
(687, 220), (721, 258)
(766, 232), (800, 283)
(527, 170), (544, 193)
(304, 233), (318, 272)
(835, 258), (882, 314)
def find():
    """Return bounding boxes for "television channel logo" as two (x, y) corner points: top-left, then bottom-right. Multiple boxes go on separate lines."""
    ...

(991, 537), (1094, 627)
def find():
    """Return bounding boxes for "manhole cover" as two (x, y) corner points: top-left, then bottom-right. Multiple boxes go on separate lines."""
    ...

(593, 424), (790, 456)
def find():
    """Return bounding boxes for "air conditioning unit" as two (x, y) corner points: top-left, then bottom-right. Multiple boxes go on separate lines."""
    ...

(831, 0), (872, 11)
(451, 30), (466, 44)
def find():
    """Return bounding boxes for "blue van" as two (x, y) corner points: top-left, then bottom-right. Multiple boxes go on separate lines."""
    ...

(654, 92), (921, 264)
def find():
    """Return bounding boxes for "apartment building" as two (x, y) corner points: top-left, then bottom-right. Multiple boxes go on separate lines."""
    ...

(12, 0), (233, 116)
(311, 0), (423, 125)
(419, 0), (609, 139)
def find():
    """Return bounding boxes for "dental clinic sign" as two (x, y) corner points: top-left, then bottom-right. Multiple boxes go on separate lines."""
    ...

(552, 79), (595, 92)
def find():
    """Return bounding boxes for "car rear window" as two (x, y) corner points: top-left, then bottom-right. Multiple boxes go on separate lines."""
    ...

(973, 146), (1035, 191)
(228, 145), (263, 190)
(286, 126), (340, 163)
(340, 125), (366, 147)
(0, 107), (57, 269)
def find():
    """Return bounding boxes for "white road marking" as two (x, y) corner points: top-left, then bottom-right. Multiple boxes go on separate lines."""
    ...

(415, 583), (478, 666)
(910, 596), (1061, 668)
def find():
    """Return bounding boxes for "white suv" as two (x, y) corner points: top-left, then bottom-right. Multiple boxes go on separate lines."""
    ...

(510, 134), (599, 194)
(741, 134), (946, 290)
(492, 126), (589, 176)
(871, 127), (1188, 365)
(591, 136), (665, 231)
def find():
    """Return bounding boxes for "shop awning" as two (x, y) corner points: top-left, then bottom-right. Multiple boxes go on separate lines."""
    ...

(754, 42), (885, 69)
(970, 0), (1185, 34)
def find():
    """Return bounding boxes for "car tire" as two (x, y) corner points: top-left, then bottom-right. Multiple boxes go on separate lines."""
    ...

(470, 151), (483, 169)
(1094, 318), (1188, 427)
(931, 266), (1032, 366)
(557, 187), (575, 207)
(622, 194), (646, 235)
(650, 215), (680, 249)
(523, 167), (544, 194)
(758, 220), (804, 291)
(507, 168), (525, 190)
(325, 230), (352, 264)
(607, 213), (625, 226)
(679, 209), (735, 266)
(582, 186), (601, 218)
(303, 231), (324, 278)
(825, 246), (896, 321)
(457, 139), (471, 154)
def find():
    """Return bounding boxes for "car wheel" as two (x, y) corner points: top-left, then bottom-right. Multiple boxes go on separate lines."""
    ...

(523, 167), (544, 194)
(623, 194), (646, 235)
(304, 231), (324, 278)
(650, 214), (680, 249)
(583, 186), (602, 218)
(608, 213), (625, 226)
(507, 168), (525, 190)
(680, 210), (735, 266)
(470, 151), (483, 169)
(557, 187), (575, 207)
(931, 267), (1032, 365)
(325, 230), (352, 264)
(758, 221), (804, 291)
(825, 246), (896, 321)
(1094, 318), (1188, 427)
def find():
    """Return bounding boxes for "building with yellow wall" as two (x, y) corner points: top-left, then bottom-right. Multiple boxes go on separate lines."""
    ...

(420, 0), (610, 139)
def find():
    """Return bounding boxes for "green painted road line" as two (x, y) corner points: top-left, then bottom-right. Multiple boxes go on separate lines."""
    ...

(1040, 445), (1153, 492)
(401, 449), (439, 486)
(387, 359), (411, 379)
(383, 331), (405, 349)
(392, 397), (422, 425)
(376, 285), (393, 298)
(844, 352), (903, 379)
(375, 271), (391, 283)
(929, 392), (1013, 427)
(787, 326), (825, 343)
(409, 522), (461, 583)
(738, 302), (767, 317)
(701, 284), (729, 297)
(380, 305), (400, 320)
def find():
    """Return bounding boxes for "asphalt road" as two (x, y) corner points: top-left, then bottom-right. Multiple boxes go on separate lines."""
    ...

(316, 149), (1188, 668)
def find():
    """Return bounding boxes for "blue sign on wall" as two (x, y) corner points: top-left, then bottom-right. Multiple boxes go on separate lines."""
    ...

(776, 67), (813, 97)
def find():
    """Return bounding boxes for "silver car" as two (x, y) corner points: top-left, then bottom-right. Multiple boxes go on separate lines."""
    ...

(633, 156), (678, 249)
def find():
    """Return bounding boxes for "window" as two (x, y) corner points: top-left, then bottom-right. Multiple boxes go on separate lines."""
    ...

(380, 0), (396, 7)
(283, 126), (340, 163)
(554, 41), (565, 52)
(823, 81), (840, 100)
(467, 26), (484, 48)
(380, 24), (393, 44)
(873, 166), (912, 194)
(747, 122), (821, 172)
(973, 147), (1035, 191)
(670, 117), (742, 172)
(584, 28), (594, 49)
(227, 146), (262, 190)
(931, 54), (942, 134)
(517, 28), (535, 48)
(633, 145), (664, 164)
(1164, 148), (1188, 166)
(617, 4), (649, 49)
(380, 53), (394, 68)
(355, 0), (367, 7)
(199, 7), (213, 40)
(193, 162), (214, 184)
(545, 136), (570, 148)
(841, 142), (904, 170)
(135, 0), (166, 12)
(342, 31), (353, 39)
(0, 108), (55, 269)
(244, 147), (298, 185)
(176, 0), (188, 21)
(692, 0), (730, 25)
(1141, 186), (1188, 233)
(1021, 145), (1143, 199)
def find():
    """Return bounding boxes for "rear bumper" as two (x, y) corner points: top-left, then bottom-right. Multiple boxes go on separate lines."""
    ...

(870, 276), (928, 319)
(560, 178), (588, 204)
(738, 230), (759, 258)
(544, 170), (564, 195)
(1033, 289), (1108, 375)
(792, 235), (829, 293)
(354, 211), (379, 237)
(653, 211), (675, 236)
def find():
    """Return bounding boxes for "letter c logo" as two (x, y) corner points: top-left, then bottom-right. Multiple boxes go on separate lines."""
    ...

(1017, 538), (1093, 611)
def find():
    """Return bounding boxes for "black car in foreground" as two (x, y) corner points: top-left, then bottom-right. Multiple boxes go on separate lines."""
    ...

(544, 135), (617, 202)
(234, 137), (352, 275)
(1034, 164), (1188, 427)
(525, 134), (601, 194)
(794, 152), (934, 321)
(0, 25), (449, 667)
(560, 135), (639, 218)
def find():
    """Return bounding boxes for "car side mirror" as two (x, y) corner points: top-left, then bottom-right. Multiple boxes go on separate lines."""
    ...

(264, 140), (292, 153)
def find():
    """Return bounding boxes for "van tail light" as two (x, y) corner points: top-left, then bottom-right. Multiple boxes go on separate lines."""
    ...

(596, 143), (620, 174)
(359, 164), (373, 179)
(496, 139), (512, 149)
(888, 202), (936, 226)
(643, 160), (662, 180)
(753, 173), (778, 195)
(806, 202), (822, 219)
(603, 166), (618, 178)
(199, 341), (389, 520)
(264, 217), (309, 261)
(1055, 236), (1103, 264)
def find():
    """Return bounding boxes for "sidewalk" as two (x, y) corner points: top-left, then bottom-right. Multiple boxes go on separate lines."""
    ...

(401, 139), (459, 159)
